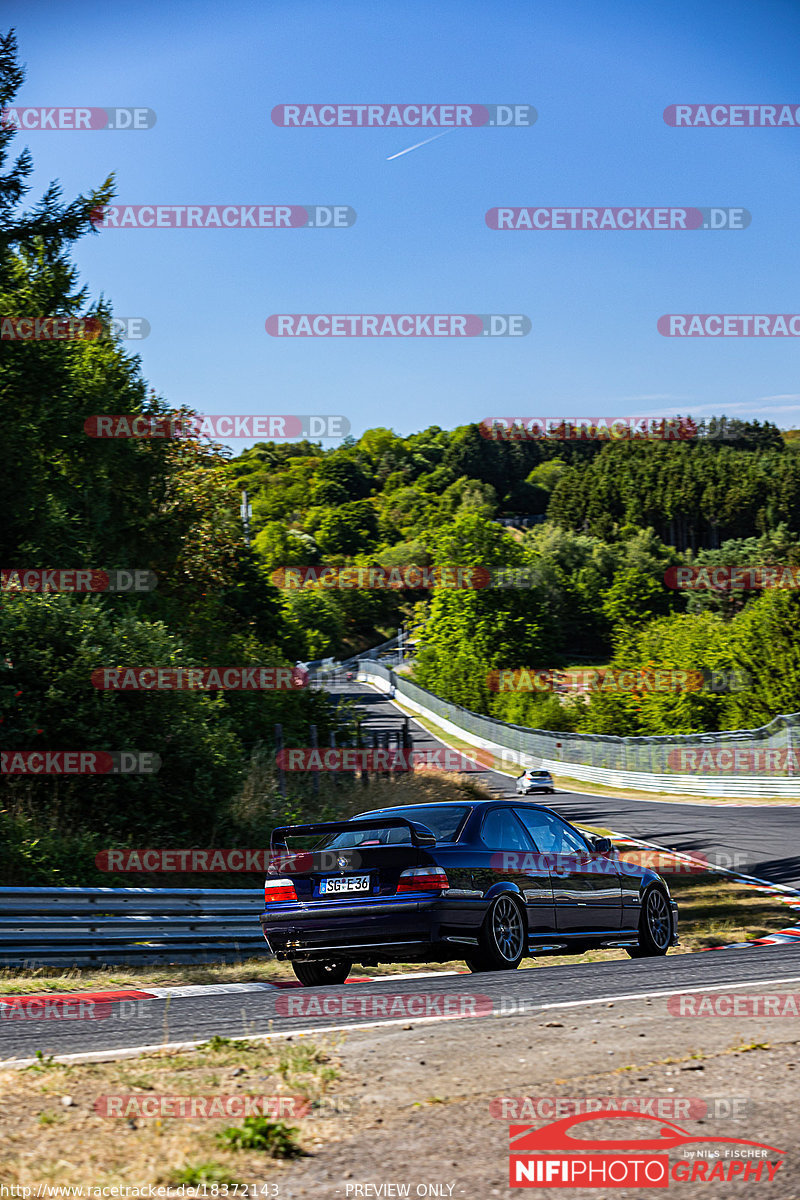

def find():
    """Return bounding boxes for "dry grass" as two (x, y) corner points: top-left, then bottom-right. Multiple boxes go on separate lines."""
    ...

(0, 1035), (350, 1188)
(0, 868), (792, 995)
(394, 696), (800, 806)
(0, 783), (792, 995)
(553, 773), (800, 807)
(0, 957), (471, 996)
(667, 874), (795, 948)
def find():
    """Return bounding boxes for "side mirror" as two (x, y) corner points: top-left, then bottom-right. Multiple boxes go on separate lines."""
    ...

(590, 835), (612, 854)
(410, 822), (437, 848)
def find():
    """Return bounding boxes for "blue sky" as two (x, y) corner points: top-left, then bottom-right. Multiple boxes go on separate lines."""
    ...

(9, 0), (800, 449)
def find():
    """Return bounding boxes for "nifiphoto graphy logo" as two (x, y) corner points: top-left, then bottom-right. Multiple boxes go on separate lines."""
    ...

(2, 10), (799, 1196)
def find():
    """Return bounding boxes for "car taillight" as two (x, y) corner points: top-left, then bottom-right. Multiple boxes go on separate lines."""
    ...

(396, 867), (449, 894)
(264, 878), (298, 904)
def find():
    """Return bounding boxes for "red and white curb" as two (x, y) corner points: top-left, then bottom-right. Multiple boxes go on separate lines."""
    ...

(0, 970), (464, 1010)
(0, 842), (796, 1019)
(602, 829), (800, 949)
(352, 679), (800, 944)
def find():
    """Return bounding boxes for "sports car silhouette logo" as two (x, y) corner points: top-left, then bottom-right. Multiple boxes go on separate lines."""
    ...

(509, 1111), (784, 1188)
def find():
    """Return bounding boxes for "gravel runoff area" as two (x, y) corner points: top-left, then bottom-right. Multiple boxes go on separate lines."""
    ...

(1, 974), (799, 1194)
(273, 982), (800, 1198)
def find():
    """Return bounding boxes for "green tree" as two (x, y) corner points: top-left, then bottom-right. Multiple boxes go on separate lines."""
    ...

(602, 568), (672, 637)
(315, 501), (380, 556)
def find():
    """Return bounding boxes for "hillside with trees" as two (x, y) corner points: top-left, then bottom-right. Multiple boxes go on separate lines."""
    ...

(4, 23), (800, 887)
(232, 425), (800, 738)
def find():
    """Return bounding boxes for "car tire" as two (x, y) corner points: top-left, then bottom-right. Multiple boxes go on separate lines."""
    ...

(626, 886), (672, 958)
(465, 894), (526, 972)
(291, 959), (352, 987)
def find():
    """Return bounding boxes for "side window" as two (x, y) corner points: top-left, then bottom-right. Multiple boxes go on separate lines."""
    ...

(514, 809), (588, 855)
(481, 808), (533, 851)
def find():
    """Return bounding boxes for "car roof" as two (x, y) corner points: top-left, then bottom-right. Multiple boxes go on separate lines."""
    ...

(354, 798), (557, 817)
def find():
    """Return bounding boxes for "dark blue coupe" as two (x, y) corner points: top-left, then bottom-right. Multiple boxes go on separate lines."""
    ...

(261, 799), (678, 986)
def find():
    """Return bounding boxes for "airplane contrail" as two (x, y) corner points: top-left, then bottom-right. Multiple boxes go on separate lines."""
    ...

(386, 130), (452, 160)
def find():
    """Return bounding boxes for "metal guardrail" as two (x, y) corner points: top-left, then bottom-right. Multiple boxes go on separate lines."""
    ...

(537, 761), (800, 798)
(0, 635), (408, 970)
(358, 661), (800, 797)
(305, 633), (402, 674)
(0, 887), (267, 968)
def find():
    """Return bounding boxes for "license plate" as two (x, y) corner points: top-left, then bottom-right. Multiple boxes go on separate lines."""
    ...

(319, 874), (370, 895)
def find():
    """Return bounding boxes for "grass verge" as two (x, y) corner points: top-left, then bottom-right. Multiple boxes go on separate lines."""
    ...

(0, 862), (793, 994)
(0, 1034), (347, 1187)
(553, 772), (800, 807)
(389, 692), (800, 806)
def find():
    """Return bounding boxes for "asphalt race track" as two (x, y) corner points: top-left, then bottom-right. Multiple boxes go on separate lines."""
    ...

(2, 675), (799, 1066)
(343, 678), (800, 887)
(2, 944), (800, 1064)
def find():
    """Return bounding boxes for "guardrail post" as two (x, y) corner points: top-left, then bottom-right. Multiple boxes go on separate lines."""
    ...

(382, 731), (391, 780)
(400, 718), (411, 773)
(787, 718), (797, 776)
(274, 723), (286, 797)
(358, 728), (368, 787)
(309, 724), (319, 796)
(330, 730), (339, 786)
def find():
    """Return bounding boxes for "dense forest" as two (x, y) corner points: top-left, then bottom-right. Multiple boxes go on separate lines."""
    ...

(3, 27), (800, 885)
(0, 32), (331, 882)
(231, 423), (800, 738)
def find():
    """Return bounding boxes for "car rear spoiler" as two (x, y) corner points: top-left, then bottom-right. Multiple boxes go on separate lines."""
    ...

(270, 816), (437, 849)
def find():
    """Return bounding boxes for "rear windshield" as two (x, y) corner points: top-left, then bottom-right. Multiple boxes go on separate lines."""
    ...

(318, 805), (472, 848)
(526, 771), (550, 777)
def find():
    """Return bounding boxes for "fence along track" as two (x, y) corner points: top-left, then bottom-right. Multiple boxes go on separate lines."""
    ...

(0, 887), (266, 967)
(357, 661), (800, 798)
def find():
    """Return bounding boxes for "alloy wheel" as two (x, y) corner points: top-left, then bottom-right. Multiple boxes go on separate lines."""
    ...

(491, 895), (525, 961)
(645, 888), (671, 949)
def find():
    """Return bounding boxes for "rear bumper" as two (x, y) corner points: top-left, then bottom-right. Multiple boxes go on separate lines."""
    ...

(260, 894), (472, 960)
